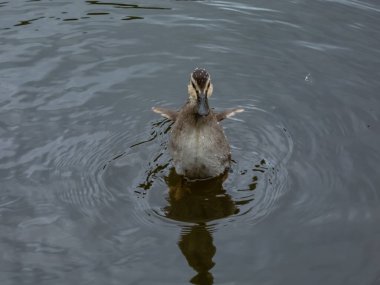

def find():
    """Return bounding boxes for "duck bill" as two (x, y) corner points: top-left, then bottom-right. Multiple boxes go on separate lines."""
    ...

(197, 93), (210, 116)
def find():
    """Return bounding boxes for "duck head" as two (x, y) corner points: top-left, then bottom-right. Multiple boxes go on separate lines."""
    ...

(188, 68), (214, 117)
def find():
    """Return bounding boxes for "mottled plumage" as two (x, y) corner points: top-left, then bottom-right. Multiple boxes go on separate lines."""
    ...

(153, 68), (243, 179)
(191, 68), (210, 89)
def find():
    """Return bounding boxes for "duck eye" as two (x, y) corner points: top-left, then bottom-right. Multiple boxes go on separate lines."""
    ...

(207, 82), (210, 89)
(191, 82), (196, 89)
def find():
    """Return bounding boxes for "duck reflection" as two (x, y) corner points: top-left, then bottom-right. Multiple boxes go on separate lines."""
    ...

(178, 224), (215, 285)
(163, 169), (238, 285)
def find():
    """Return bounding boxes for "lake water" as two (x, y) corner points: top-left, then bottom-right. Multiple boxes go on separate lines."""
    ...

(1, 0), (380, 284)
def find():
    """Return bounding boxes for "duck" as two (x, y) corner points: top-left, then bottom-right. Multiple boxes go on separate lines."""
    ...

(153, 68), (244, 180)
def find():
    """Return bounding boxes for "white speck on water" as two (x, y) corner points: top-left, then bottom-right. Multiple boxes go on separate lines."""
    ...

(305, 73), (313, 84)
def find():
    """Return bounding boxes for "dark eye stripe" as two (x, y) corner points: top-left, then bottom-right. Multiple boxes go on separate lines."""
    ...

(191, 82), (196, 89)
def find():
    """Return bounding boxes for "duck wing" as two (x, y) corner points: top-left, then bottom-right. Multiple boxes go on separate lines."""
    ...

(152, 107), (178, 121)
(216, 108), (244, 122)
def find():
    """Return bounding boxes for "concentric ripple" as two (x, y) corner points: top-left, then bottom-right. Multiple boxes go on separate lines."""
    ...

(102, 102), (293, 228)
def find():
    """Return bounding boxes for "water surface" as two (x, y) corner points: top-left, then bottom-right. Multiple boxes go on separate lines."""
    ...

(1, 0), (380, 284)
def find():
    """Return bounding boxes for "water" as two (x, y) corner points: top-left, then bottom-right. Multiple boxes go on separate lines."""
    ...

(1, 0), (380, 284)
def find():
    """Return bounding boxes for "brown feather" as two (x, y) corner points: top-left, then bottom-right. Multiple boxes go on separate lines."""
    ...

(152, 107), (178, 121)
(216, 108), (244, 122)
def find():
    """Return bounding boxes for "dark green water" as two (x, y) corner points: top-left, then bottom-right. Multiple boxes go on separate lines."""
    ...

(1, 0), (380, 284)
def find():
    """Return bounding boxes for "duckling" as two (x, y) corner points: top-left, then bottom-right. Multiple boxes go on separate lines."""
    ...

(153, 68), (243, 179)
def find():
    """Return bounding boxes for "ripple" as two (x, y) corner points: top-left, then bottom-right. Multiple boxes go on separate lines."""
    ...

(102, 118), (174, 226)
(85, 1), (171, 10)
(222, 107), (293, 225)
(204, 1), (280, 14)
(295, 40), (349, 51)
(52, 130), (128, 214)
(14, 17), (45, 27)
(102, 104), (293, 229)
(18, 215), (60, 228)
(323, 0), (380, 13)
(0, 0), (379, 282)
(0, 0), (169, 31)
